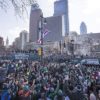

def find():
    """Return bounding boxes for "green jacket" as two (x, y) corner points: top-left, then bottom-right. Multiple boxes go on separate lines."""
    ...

(49, 80), (60, 100)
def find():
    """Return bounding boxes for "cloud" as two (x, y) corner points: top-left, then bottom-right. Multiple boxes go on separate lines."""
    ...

(69, 0), (100, 33)
(83, 0), (100, 15)
(37, 0), (56, 17)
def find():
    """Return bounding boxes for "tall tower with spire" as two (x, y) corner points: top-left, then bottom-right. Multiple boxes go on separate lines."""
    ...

(6, 37), (9, 49)
(54, 0), (69, 36)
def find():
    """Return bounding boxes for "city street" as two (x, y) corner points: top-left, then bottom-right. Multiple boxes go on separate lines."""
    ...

(0, 0), (100, 100)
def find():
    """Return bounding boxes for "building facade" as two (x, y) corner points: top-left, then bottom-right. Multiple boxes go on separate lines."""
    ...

(0, 37), (4, 47)
(13, 37), (21, 50)
(80, 22), (87, 35)
(5, 37), (9, 49)
(75, 33), (100, 56)
(54, 0), (69, 35)
(29, 1), (69, 43)
(42, 16), (63, 42)
(20, 30), (29, 50)
(29, 4), (42, 42)
(0, 37), (5, 55)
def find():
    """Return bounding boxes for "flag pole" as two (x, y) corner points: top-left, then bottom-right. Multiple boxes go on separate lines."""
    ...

(39, 13), (47, 63)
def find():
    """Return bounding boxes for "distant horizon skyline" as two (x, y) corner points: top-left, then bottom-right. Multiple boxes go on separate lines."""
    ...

(0, 0), (100, 45)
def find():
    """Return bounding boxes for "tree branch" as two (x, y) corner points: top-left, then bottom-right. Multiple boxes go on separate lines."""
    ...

(0, 0), (37, 16)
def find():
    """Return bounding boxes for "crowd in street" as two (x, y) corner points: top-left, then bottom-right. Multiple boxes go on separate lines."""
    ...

(0, 59), (100, 100)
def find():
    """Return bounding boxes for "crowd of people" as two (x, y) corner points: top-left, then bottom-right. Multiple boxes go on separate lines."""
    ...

(0, 58), (100, 100)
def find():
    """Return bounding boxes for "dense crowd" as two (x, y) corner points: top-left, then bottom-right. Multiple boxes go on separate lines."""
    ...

(0, 59), (100, 100)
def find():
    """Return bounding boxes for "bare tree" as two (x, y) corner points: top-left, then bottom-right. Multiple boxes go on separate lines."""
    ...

(0, 0), (38, 16)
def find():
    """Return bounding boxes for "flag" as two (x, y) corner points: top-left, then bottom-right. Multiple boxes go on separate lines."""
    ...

(37, 38), (41, 44)
(43, 29), (50, 38)
(37, 29), (50, 44)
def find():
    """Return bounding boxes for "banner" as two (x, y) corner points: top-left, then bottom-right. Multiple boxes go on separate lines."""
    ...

(15, 53), (29, 60)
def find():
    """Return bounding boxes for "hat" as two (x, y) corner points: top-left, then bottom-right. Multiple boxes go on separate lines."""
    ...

(19, 79), (24, 84)
(50, 87), (54, 92)
(76, 85), (82, 91)
(23, 85), (29, 91)
(58, 90), (63, 95)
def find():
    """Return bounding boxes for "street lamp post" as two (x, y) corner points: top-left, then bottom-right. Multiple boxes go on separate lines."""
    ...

(68, 39), (74, 58)
(39, 13), (47, 63)
(71, 40), (74, 56)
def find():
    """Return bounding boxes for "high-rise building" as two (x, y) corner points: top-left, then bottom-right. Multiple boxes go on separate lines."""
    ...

(20, 30), (28, 50)
(6, 37), (9, 49)
(0, 36), (5, 53)
(54, 0), (69, 36)
(13, 37), (21, 50)
(0, 36), (4, 47)
(29, 3), (42, 42)
(43, 16), (63, 42)
(80, 22), (87, 35)
(29, 1), (69, 43)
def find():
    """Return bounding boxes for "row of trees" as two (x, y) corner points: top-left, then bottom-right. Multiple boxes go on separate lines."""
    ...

(0, 0), (37, 15)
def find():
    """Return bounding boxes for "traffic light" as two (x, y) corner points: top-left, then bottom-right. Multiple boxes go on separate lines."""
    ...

(38, 48), (42, 56)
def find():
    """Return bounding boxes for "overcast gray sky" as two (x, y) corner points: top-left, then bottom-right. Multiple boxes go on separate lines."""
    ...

(0, 0), (100, 44)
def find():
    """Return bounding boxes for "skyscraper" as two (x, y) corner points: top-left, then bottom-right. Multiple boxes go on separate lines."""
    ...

(13, 37), (20, 50)
(80, 22), (87, 35)
(20, 30), (28, 50)
(29, 3), (42, 42)
(54, 0), (69, 36)
(29, 1), (69, 43)
(0, 36), (4, 47)
(6, 37), (9, 49)
(43, 16), (63, 42)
